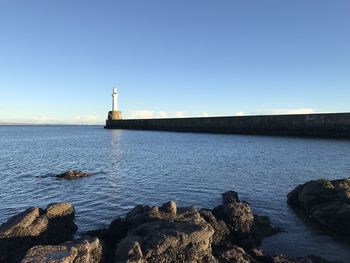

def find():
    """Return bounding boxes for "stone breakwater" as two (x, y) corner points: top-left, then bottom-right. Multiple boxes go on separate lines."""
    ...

(105, 113), (350, 139)
(0, 191), (340, 263)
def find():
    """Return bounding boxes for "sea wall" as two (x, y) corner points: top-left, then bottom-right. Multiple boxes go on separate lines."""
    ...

(104, 113), (350, 138)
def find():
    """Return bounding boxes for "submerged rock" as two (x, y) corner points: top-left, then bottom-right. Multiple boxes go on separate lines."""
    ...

(56, 170), (92, 180)
(0, 203), (77, 262)
(287, 178), (350, 236)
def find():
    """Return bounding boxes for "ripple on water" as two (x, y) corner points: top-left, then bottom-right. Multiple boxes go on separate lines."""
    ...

(0, 126), (350, 261)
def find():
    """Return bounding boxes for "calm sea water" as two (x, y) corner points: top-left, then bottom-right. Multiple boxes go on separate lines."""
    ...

(0, 125), (349, 261)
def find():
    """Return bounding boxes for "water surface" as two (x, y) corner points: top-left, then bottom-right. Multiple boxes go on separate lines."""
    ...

(0, 125), (349, 261)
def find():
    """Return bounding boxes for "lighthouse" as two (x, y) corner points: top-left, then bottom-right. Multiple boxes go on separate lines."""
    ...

(108, 87), (122, 120)
(112, 87), (118, 111)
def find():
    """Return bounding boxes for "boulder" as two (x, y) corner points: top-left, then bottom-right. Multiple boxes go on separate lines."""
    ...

(21, 237), (103, 263)
(222, 191), (240, 204)
(215, 245), (256, 263)
(212, 191), (278, 247)
(287, 178), (350, 235)
(199, 209), (230, 246)
(114, 202), (214, 263)
(56, 170), (92, 180)
(0, 203), (77, 262)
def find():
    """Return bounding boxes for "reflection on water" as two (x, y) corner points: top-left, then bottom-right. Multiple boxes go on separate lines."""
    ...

(0, 125), (350, 261)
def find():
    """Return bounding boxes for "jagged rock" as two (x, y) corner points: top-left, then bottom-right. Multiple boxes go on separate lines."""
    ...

(212, 191), (278, 247)
(223, 191), (240, 204)
(56, 170), (91, 180)
(45, 203), (77, 245)
(46, 203), (75, 219)
(160, 200), (177, 215)
(215, 245), (256, 263)
(22, 244), (77, 263)
(287, 178), (350, 235)
(114, 202), (214, 263)
(0, 203), (77, 262)
(200, 209), (230, 246)
(21, 238), (103, 263)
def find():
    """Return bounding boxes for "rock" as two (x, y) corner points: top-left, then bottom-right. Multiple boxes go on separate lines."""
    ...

(212, 191), (278, 247)
(160, 200), (177, 215)
(22, 244), (77, 263)
(46, 203), (75, 219)
(21, 238), (103, 263)
(45, 203), (78, 245)
(0, 203), (77, 262)
(223, 191), (240, 204)
(56, 170), (92, 180)
(215, 245), (256, 263)
(0, 207), (45, 238)
(114, 201), (214, 263)
(287, 178), (350, 235)
(200, 209), (230, 246)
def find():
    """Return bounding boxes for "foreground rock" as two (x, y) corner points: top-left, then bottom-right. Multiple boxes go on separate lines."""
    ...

(288, 178), (350, 235)
(0, 203), (77, 262)
(56, 170), (92, 180)
(0, 191), (339, 263)
(22, 238), (103, 263)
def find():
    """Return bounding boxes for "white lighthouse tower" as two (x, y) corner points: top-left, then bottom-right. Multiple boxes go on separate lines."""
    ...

(108, 87), (122, 120)
(112, 87), (118, 111)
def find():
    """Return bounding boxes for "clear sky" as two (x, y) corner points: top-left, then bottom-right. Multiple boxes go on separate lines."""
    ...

(0, 0), (349, 124)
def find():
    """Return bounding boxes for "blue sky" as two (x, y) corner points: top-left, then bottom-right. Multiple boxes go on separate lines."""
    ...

(0, 0), (349, 124)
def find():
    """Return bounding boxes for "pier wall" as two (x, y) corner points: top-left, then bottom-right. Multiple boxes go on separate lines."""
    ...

(104, 113), (350, 138)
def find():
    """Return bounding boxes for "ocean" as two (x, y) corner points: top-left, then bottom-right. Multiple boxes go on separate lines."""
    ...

(0, 125), (349, 261)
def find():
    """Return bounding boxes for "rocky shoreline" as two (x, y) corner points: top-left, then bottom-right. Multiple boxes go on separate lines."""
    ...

(0, 190), (341, 263)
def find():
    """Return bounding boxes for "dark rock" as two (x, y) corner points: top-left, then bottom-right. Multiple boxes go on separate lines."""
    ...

(223, 191), (240, 204)
(215, 245), (256, 263)
(212, 191), (278, 247)
(0, 203), (77, 262)
(45, 203), (78, 244)
(272, 255), (340, 263)
(200, 209), (230, 246)
(160, 200), (177, 215)
(21, 237), (103, 263)
(287, 178), (350, 236)
(56, 170), (92, 180)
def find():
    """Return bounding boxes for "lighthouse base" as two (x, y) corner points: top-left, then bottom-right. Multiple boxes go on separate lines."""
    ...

(108, 111), (122, 120)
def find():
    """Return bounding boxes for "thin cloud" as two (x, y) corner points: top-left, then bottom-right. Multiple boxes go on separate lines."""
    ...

(126, 110), (187, 119)
(254, 108), (316, 115)
(200, 112), (210, 117)
(3, 115), (104, 125)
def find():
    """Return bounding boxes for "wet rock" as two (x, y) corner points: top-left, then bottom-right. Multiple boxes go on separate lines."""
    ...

(160, 200), (177, 215)
(56, 170), (91, 180)
(45, 203), (78, 245)
(223, 191), (240, 204)
(0, 203), (77, 262)
(200, 209), (230, 246)
(45, 203), (75, 219)
(114, 201), (214, 263)
(215, 245), (256, 263)
(212, 191), (278, 247)
(22, 237), (103, 263)
(287, 178), (350, 235)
